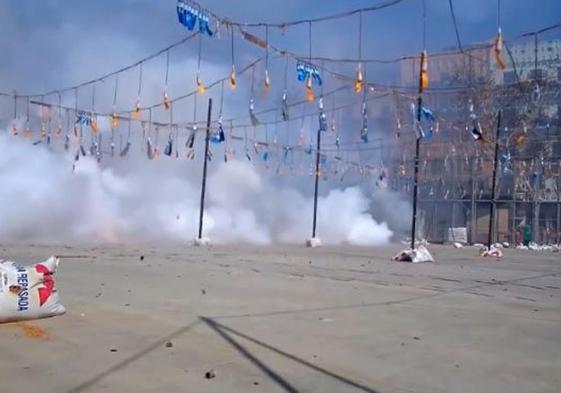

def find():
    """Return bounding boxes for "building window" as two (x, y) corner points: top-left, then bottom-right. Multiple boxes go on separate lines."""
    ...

(504, 70), (516, 83)
(529, 69), (544, 80)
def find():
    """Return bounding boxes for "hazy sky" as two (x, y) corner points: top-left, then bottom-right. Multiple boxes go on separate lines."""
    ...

(1, 0), (560, 97)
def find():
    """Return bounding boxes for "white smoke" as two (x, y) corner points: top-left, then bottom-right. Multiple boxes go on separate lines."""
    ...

(0, 133), (393, 245)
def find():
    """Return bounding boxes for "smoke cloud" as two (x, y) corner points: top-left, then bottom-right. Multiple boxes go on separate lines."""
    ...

(0, 132), (393, 245)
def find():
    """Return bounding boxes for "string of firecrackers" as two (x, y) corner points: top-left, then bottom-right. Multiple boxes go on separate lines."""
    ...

(26, 78), (557, 158)
(20, 97), (387, 179)
(25, 88), (393, 160)
(27, 82), (367, 141)
(392, 88), (542, 150)
(26, 84), (556, 168)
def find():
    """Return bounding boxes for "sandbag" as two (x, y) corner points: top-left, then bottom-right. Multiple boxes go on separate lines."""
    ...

(0, 256), (65, 323)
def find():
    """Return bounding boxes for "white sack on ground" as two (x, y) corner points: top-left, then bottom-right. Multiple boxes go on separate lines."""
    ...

(0, 256), (65, 323)
(479, 246), (503, 258)
(393, 245), (434, 263)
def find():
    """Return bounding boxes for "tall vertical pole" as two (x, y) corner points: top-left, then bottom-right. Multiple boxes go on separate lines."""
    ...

(488, 110), (501, 248)
(312, 127), (321, 239)
(410, 62), (424, 250)
(555, 201), (561, 244)
(198, 98), (213, 240)
(471, 158), (477, 243)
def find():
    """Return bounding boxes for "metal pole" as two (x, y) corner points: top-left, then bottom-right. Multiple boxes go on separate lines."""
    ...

(410, 96), (422, 249)
(488, 110), (501, 248)
(197, 98), (213, 240)
(555, 200), (561, 244)
(471, 159), (476, 243)
(312, 127), (321, 238)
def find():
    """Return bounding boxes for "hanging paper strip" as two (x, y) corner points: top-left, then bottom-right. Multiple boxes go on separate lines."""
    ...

(296, 61), (322, 85)
(75, 113), (92, 127)
(186, 131), (196, 149)
(211, 116), (226, 143)
(281, 91), (289, 121)
(467, 102), (483, 141)
(241, 30), (267, 48)
(177, 1), (213, 36)
(177, 1), (195, 30)
(360, 101), (368, 143)
(420, 50), (429, 91)
(318, 98), (327, 132)
(249, 99), (260, 126)
(410, 103), (437, 140)
(146, 139), (155, 160)
(198, 12), (214, 37)
(494, 28), (506, 71)
(354, 63), (364, 94)
(164, 134), (173, 156)
(120, 142), (131, 157)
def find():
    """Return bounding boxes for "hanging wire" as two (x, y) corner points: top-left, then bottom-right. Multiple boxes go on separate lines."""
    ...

(358, 11), (363, 61)
(231, 25), (235, 65)
(265, 25), (269, 70)
(57, 92), (62, 133)
(127, 116), (132, 141)
(264, 25), (271, 90)
(193, 93), (198, 126)
(164, 49), (170, 88)
(196, 0), (407, 28)
(13, 94), (17, 120)
(197, 33), (203, 73)
(534, 33), (539, 78)
(497, 0), (501, 29)
(284, 56), (289, 88)
(148, 107), (152, 137)
(448, 0), (463, 53)
(66, 108), (70, 138)
(229, 24), (237, 88)
(250, 63), (255, 97)
(422, 0), (427, 50)
(219, 80), (225, 115)
(137, 63), (143, 98)
(4, 32), (199, 99)
(26, 96), (30, 123)
(113, 74), (119, 109)
(171, 102), (179, 157)
(91, 83), (96, 113)
(308, 21), (312, 61)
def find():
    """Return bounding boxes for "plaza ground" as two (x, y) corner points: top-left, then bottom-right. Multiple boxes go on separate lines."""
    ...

(0, 243), (560, 392)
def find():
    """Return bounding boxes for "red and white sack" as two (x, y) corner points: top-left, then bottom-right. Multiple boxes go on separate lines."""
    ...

(0, 256), (65, 323)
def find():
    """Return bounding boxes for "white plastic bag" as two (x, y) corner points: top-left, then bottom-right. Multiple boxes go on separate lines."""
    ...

(393, 245), (434, 263)
(0, 256), (65, 323)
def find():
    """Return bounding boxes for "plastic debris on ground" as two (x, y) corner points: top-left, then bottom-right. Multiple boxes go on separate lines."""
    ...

(0, 256), (66, 323)
(479, 246), (503, 258)
(393, 245), (434, 263)
(452, 242), (464, 249)
(516, 242), (560, 252)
